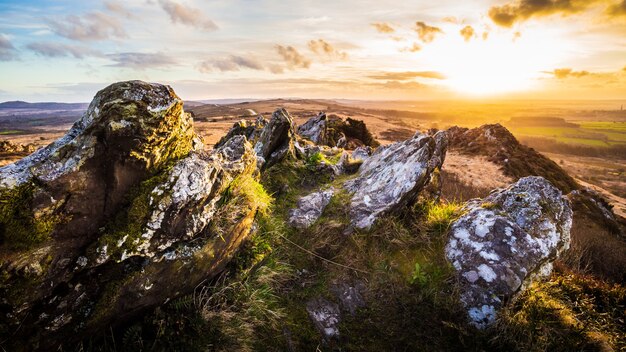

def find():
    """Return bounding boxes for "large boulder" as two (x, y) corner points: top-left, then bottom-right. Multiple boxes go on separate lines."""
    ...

(344, 131), (447, 229)
(445, 176), (573, 329)
(254, 108), (297, 169)
(0, 81), (262, 350)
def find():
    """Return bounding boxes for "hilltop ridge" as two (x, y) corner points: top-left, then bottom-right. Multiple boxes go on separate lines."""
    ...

(0, 81), (624, 351)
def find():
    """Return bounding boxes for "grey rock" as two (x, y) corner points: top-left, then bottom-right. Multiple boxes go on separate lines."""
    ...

(306, 297), (341, 340)
(0, 81), (260, 349)
(445, 176), (573, 329)
(350, 146), (372, 161)
(344, 131), (448, 229)
(254, 108), (297, 169)
(298, 112), (327, 144)
(288, 188), (335, 228)
(330, 281), (366, 315)
(215, 115), (267, 149)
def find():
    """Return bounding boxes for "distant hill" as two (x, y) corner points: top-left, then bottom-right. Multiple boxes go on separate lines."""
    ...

(0, 101), (88, 110)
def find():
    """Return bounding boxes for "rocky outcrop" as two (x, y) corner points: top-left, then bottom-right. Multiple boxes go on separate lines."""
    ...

(288, 188), (335, 228)
(344, 131), (447, 229)
(446, 124), (579, 193)
(0, 81), (262, 350)
(298, 112), (327, 145)
(254, 108), (297, 169)
(215, 115), (267, 149)
(445, 176), (573, 329)
(298, 113), (379, 150)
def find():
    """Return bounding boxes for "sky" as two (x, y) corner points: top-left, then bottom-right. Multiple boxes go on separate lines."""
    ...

(0, 0), (625, 102)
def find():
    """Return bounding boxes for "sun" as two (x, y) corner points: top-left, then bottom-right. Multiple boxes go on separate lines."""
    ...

(418, 24), (573, 96)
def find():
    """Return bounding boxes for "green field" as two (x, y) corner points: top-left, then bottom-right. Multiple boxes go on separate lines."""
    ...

(0, 130), (23, 135)
(508, 122), (626, 147)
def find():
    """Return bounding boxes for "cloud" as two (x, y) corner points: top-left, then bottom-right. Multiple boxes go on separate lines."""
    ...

(460, 25), (475, 42)
(275, 45), (311, 69)
(307, 39), (348, 60)
(107, 52), (177, 69)
(371, 22), (395, 33)
(0, 34), (18, 61)
(368, 71), (445, 80)
(606, 0), (626, 16)
(48, 12), (127, 41)
(550, 68), (590, 79)
(27, 42), (100, 58)
(159, 0), (218, 31)
(198, 55), (265, 73)
(104, 1), (134, 18)
(400, 43), (422, 53)
(488, 0), (602, 27)
(414, 21), (443, 43)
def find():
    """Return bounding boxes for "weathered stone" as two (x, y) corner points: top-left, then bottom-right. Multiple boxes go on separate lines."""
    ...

(330, 281), (366, 315)
(0, 81), (261, 350)
(215, 115), (267, 149)
(351, 146), (372, 161)
(288, 188), (335, 228)
(344, 131), (448, 229)
(298, 112), (327, 144)
(306, 297), (341, 340)
(445, 176), (573, 329)
(254, 108), (297, 168)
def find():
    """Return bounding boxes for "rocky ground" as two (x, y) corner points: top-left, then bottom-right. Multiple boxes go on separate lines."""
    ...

(0, 81), (624, 351)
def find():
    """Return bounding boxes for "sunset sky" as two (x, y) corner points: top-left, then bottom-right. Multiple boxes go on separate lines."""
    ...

(0, 0), (625, 102)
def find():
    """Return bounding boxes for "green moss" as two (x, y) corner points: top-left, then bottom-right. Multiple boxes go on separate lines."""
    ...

(95, 169), (171, 260)
(0, 183), (62, 249)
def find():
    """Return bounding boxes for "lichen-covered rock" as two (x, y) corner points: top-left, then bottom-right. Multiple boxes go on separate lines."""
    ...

(306, 297), (341, 340)
(254, 108), (297, 168)
(445, 176), (573, 329)
(215, 115), (267, 149)
(288, 188), (335, 228)
(0, 81), (262, 350)
(351, 146), (372, 161)
(298, 112), (327, 144)
(344, 131), (448, 229)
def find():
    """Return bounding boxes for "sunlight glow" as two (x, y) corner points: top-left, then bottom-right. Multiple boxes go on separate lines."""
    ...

(420, 25), (573, 96)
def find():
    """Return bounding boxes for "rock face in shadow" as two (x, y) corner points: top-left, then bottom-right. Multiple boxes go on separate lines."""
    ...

(0, 81), (261, 350)
(344, 131), (447, 229)
(253, 108), (297, 169)
(446, 176), (573, 329)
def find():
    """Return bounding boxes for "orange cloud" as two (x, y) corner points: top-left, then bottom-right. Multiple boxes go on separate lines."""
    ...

(400, 43), (422, 53)
(488, 0), (602, 27)
(460, 25), (475, 42)
(368, 71), (445, 80)
(606, 0), (626, 16)
(371, 22), (395, 33)
(550, 68), (590, 79)
(307, 39), (348, 60)
(415, 21), (443, 43)
(275, 45), (311, 69)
